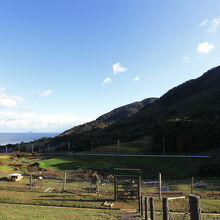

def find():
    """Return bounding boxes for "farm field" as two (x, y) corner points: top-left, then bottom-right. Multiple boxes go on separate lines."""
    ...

(0, 175), (219, 214)
(0, 153), (219, 219)
(0, 203), (121, 220)
(38, 155), (211, 179)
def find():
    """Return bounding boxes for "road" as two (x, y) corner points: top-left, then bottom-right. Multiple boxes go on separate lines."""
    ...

(73, 153), (211, 158)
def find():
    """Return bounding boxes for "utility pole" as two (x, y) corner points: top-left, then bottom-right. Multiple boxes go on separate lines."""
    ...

(91, 141), (94, 153)
(159, 173), (162, 200)
(68, 140), (71, 151)
(117, 140), (120, 155)
(162, 137), (165, 154)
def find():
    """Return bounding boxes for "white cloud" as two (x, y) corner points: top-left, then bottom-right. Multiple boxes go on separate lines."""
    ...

(101, 77), (112, 85)
(199, 19), (208, 28)
(0, 89), (24, 108)
(113, 62), (127, 75)
(133, 76), (140, 82)
(0, 111), (90, 132)
(38, 89), (52, 97)
(197, 42), (215, 54)
(207, 17), (220, 34)
(183, 56), (191, 63)
(0, 88), (7, 92)
(20, 105), (33, 111)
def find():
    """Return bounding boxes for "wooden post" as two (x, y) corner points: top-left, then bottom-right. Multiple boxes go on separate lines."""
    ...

(96, 181), (100, 196)
(149, 197), (154, 220)
(29, 174), (32, 189)
(138, 196), (141, 213)
(189, 194), (202, 220)
(139, 176), (142, 200)
(191, 177), (194, 194)
(114, 176), (117, 201)
(141, 196), (144, 216)
(139, 196), (143, 215)
(162, 197), (169, 220)
(144, 197), (148, 220)
(63, 172), (67, 191)
(159, 173), (162, 199)
(31, 145), (34, 154)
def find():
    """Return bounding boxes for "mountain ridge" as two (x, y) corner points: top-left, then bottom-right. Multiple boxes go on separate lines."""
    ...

(59, 97), (157, 136)
(52, 65), (220, 153)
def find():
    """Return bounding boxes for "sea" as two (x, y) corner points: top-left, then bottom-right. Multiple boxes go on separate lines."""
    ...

(0, 133), (59, 146)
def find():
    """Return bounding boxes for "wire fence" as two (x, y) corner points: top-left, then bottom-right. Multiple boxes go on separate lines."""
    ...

(0, 171), (220, 200)
(142, 179), (220, 199)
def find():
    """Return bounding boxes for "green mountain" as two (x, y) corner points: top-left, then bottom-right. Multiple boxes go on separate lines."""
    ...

(59, 97), (157, 136)
(52, 65), (220, 153)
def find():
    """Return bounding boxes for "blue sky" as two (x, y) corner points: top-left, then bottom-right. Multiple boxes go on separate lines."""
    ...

(0, 0), (220, 132)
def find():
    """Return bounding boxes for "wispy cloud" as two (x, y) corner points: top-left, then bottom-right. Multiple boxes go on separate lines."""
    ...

(0, 111), (90, 132)
(199, 19), (208, 28)
(101, 77), (112, 85)
(133, 76), (140, 82)
(38, 89), (52, 97)
(183, 56), (191, 63)
(207, 17), (220, 34)
(0, 88), (24, 108)
(197, 42), (215, 54)
(20, 105), (33, 111)
(198, 17), (220, 34)
(0, 88), (7, 92)
(113, 62), (127, 75)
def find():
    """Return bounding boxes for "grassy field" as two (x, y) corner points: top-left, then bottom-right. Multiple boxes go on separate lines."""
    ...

(38, 155), (211, 179)
(0, 203), (121, 220)
(0, 153), (219, 219)
(0, 175), (219, 213)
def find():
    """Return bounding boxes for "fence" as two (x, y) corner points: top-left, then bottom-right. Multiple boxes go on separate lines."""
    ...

(139, 194), (202, 220)
(0, 171), (220, 200)
(142, 179), (220, 199)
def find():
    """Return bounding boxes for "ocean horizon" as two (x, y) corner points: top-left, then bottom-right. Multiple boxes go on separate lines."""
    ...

(0, 132), (59, 146)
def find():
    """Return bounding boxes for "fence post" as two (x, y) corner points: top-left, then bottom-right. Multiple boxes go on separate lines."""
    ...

(141, 196), (144, 216)
(63, 171), (67, 191)
(189, 194), (202, 220)
(150, 197), (154, 220)
(138, 196), (142, 213)
(191, 177), (194, 194)
(114, 176), (117, 201)
(29, 174), (32, 190)
(163, 197), (169, 220)
(159, 173), (162, 199)
(144, 197), (148, 220)
(96, 180), (100, 196)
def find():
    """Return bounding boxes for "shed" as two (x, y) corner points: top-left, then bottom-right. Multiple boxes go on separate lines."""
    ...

(8, 173), (23, 182)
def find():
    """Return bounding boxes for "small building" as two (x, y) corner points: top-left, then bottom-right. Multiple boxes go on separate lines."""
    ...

(8, 173), (23, 182)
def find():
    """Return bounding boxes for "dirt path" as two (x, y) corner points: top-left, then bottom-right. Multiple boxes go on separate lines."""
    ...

(120, 211), (141, 220)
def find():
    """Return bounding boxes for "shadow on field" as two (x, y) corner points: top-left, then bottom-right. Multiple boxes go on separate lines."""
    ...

(50, 162), (78, 170)
(35, 197), (113, 203)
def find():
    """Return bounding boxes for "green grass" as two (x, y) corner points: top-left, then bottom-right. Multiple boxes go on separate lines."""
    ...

(0, 165), (15, 173)
(0, 203), (121, 220)
(38, 155), (211, 179)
